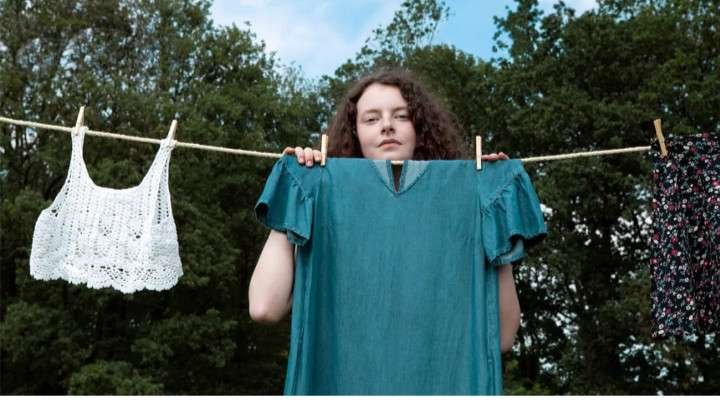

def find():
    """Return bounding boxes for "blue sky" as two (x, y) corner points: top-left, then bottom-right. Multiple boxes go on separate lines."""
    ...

(210, 0), (597, 80)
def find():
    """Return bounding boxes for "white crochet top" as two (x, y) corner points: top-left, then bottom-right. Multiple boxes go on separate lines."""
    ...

(30, 126), (182, 293)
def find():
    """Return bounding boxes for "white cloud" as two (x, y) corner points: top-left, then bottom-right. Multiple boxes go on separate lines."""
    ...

(210, 0), (402, 79)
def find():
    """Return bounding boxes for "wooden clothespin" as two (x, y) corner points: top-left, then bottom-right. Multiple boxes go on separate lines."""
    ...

(74, 106), (85, 132)
(320, 133), (328, 166)
(653, 118), (667, 158)
(476, 135), (482, 170)
(167, 119), (178, 140)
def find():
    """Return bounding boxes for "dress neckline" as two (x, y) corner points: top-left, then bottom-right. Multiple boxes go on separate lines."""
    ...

(369, 159), (430, 195)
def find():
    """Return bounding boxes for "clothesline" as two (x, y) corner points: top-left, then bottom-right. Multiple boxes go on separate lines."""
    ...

(0, 115), (652, 164)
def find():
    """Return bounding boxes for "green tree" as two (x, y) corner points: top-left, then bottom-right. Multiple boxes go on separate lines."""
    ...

(490, 0), (719, 394)
(68, 361), (164, 395)
(1, 0), (321, 394)
(2, 0), (719, 395)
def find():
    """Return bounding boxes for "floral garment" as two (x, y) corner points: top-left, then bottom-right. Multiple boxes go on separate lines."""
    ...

(649, 131), (720, 339)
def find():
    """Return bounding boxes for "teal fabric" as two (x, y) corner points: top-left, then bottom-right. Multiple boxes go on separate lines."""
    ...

(254, 155), (547, 395)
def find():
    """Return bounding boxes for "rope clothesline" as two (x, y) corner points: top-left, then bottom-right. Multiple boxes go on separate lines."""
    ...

(0, 115), (653, 164)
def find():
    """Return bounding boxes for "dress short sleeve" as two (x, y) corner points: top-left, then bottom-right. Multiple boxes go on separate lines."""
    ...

(254, 156), (314, 246)
(481, 164), (548, 267)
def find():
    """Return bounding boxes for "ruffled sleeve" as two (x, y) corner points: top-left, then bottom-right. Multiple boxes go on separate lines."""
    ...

(481, 164), (548, 267)
(254, 156), (315, 246)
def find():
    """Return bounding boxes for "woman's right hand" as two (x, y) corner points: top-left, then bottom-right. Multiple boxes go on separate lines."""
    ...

(283, 146), (322, 167)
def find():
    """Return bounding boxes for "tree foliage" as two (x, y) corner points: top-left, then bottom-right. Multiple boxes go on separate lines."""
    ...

(1, 0), (718, 395)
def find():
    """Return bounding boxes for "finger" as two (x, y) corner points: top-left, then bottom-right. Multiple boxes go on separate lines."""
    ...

(283, 146), (295, 156)
(304, 147), (314, 166)
(295, 146), (304, 163)
(313, 149), (322, 162)
(499, 152), (509, 160)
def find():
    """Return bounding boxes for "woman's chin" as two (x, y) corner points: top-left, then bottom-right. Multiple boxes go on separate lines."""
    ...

(373, 149), (412, 161)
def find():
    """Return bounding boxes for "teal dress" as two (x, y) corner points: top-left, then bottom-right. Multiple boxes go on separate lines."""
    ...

(254, 156), (547, 395)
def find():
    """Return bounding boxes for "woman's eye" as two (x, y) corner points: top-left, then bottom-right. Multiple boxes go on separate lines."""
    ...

(395, 114), (408, 119)
(366, 117), (378, 123)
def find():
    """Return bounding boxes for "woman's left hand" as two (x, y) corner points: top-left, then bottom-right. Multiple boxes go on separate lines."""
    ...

(481, 152), (509, 161)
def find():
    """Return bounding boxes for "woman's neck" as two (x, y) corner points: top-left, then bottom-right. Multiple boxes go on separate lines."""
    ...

(391, 165), (402, 191)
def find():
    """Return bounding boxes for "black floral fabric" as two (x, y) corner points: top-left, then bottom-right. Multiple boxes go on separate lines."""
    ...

(649, 131), (720, 339)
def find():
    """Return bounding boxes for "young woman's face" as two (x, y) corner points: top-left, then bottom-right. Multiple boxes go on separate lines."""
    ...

(355, 83), (416, 160)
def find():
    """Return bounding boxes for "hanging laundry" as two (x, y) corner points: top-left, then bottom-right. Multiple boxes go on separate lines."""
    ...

(649, 131), (720, 339)
(254, 155), (548, 395)
(29, 126), (182, 294)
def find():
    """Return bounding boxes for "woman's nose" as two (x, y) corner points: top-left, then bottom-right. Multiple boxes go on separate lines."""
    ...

(381, 118), (394, 133)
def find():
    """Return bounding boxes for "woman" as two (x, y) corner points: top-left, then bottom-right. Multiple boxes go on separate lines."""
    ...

(249, 68), (519, 356)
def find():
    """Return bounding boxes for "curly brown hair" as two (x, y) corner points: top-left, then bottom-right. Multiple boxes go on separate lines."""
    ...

(325, 68), (469, 160)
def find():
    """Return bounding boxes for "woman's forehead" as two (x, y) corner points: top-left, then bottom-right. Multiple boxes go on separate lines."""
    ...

(357, 84), (408, 112)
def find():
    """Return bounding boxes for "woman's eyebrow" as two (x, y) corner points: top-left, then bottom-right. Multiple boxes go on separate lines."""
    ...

(361, 106), (408, 114)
